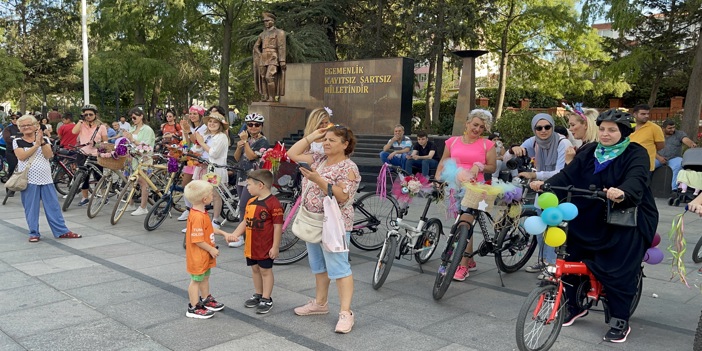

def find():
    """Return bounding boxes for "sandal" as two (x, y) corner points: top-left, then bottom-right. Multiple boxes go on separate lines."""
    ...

(28, 237), (40, 242)
(58, 232), (82, 239)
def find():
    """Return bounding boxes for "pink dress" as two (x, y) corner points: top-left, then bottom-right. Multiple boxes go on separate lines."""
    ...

(445, 136), (495, 182)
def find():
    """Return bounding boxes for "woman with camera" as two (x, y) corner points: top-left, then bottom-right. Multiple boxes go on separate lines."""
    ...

(508, 113), (572, 275)
(529, 109), (656, 343)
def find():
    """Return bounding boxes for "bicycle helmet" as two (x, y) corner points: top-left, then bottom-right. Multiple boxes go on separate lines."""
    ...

(245, 113), (265, 123)
(81, 104), (98, 113)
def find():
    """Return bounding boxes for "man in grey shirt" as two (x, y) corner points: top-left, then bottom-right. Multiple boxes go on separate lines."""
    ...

(655, 119), (697, 191)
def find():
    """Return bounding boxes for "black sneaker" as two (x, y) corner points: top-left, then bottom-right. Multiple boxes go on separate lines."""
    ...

(77, 198), (89, 206)
(562, 308), (588, 327)
(201, 294), (224, 312)
(256, 297), (273, 314)
(186, 303), (215, 319)
(245, 294), (262, 308)
(603, 318), (630, 343)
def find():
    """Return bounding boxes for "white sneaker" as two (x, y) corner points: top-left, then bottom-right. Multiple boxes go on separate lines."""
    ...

(131, 207), (149, 216)
(177, 210), (189, 221)
(228, 238), (244, 248)
(212, 220), (222, 229)
(182, 228), (187, 233)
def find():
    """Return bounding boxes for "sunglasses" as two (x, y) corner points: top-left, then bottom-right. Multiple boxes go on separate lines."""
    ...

(534, 125), (552, 132)
(83, 113), (95, 117)
(247, 176), (264, 185)
(247, 122), (262, 128)
(329, 124), (350, 140)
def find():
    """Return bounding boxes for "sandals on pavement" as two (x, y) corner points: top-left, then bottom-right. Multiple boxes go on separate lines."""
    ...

(28, 237), (40, 242)
(58, 232), (82, 239)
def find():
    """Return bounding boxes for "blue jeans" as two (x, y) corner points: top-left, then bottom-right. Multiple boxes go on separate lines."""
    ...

(403, 158), (438, 177)
(379, 151), (406, 167)
(654, 157), (683, 191)
(21, 183), (70, 238)
(536, 233), (556, 265)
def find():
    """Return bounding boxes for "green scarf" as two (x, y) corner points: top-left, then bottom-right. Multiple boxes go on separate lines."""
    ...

(593, 137), (630, 174)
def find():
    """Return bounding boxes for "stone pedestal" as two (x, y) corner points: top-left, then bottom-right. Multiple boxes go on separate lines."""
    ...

(247, 102), (307, 144)
(451, 50), (488, 136)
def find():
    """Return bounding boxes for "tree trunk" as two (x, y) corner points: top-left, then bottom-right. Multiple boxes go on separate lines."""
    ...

(218, 4), (234, 109)
(681, 28), (702, 142)
(431, 0), (445, 128)
(647, 63), (665, 107)
(494, 0), (515, 122)
(20, 90), (27, 114)
(423, 56), (436, 130)
(149, 77), (162, 119)
(134, 82), (145, 107)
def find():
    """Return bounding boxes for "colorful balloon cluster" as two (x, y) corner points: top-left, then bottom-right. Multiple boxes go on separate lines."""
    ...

(523, 192), (579, 248)
(643, 232), (664, 265)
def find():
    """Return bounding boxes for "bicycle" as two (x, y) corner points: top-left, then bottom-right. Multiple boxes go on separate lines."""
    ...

(62, 151), (103, 211)
(432, 182), (538, 300)
(0, 144), (9, 183)
(372, 179), (444, 289)
(110, 152), (170, 225)
(51, 146), (77, 196)
(515, 185), (643, 351)
(143, 155), (191, 231)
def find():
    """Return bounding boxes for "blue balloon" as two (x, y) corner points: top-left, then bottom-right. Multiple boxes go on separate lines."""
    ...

(524, 216), (547, 235)
(558, 202), (578, 221)
(541, 207), (564, 226)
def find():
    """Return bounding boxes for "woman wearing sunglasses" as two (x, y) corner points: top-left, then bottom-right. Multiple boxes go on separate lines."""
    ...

(231, 113), (270, 248)
(508, 113), (572, 276)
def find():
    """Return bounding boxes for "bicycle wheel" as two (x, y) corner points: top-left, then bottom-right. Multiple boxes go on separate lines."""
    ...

(629, 267), (644, 317)
(111, 181), (136, 225)
(495, 222), (537, 273)
(144, 195), (171, 231)
(372, 234), (398, 290)
(516, 284), (565, 351)
(274, 199), (308, 265)
(62, 171), (85, 211)
(414, 218), (442, 264)
(695, 309), (702, 351)
(351, 192), (399, 251)
(693, 236), (702, 263)
(53, 167), (71, 195)
(432, 224), (470, 300)
(87, 174), (112, 218)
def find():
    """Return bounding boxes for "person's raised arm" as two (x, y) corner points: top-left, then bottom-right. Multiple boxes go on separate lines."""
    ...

(288, 128), (325, 164)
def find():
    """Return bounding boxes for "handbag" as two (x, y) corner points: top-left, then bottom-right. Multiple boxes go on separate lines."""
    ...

(291, 159), (328, 243)
(322, 184), (349, 253)
(292, 204), (324, 243)
(606, 200), (638, 227)
(6, 150), (40, 192)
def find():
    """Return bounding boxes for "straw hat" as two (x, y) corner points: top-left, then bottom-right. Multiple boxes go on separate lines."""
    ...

(203, 112), (229, 130)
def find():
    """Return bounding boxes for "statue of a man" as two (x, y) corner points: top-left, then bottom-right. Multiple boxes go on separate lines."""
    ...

(253, 12), (286, 102)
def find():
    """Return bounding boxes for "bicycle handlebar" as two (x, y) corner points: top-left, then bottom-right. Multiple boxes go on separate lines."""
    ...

(541, 184), (613, 200)
(185, 154), (244, 173)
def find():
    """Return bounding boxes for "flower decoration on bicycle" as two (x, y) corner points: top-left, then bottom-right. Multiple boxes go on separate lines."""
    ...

(439, 158), (503, 216)
(391, 173), (432, 207)
(261, 142), (290, 175)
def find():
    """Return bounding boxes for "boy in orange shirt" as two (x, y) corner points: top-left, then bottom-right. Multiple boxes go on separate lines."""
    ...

(227, 169), (283, 314)
(184, 180), (231, 319)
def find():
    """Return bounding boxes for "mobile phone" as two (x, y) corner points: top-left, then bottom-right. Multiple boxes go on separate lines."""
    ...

(298, 162), (313, 171)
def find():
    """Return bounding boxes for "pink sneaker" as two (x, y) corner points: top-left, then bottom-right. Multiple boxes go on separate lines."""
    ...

(467, 260), (478, 272)
(335, 311), (354, 333)
(453, 265), (469, 281)
(294, 299), (329, 316)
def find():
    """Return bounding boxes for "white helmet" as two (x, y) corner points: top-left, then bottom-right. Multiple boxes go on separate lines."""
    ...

(245, 113), (265, 123)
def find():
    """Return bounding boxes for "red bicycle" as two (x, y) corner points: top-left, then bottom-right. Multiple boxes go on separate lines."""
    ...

(515, 185), (643, 351)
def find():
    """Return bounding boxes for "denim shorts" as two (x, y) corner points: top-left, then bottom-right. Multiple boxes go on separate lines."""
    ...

(306, 232), (352, 280)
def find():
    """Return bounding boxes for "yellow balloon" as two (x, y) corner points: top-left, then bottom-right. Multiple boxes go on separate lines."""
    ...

(544, 227), (566, 247)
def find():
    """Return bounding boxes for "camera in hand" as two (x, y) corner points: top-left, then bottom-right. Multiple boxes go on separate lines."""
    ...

(506, 155), (533, 173)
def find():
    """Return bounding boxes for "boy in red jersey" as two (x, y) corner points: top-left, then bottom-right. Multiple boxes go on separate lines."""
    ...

(228, 169), (283, 314)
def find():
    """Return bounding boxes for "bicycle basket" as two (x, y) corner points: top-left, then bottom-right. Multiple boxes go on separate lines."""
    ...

(97, 155), (129, 171)
(461, 183), (499, 212)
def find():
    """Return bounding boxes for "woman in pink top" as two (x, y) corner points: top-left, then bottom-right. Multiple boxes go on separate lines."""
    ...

(435, 109), (496, 281)
(71, 104), (109, 206)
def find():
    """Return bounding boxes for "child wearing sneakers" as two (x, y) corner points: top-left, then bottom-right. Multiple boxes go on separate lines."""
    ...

(227, 170), (283, 314)
(184, 180), (231, 319)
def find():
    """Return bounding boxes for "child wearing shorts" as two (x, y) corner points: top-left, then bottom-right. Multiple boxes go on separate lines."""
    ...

(184, 180), (232, 319)
(228, 169), (283, 314)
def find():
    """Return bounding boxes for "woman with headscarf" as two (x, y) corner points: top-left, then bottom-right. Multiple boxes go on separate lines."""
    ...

(507, 113), (572, 275)
(529, 109), (656, 343)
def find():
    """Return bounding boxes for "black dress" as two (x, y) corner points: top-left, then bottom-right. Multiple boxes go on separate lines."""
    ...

(545, 142), (657, 321)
